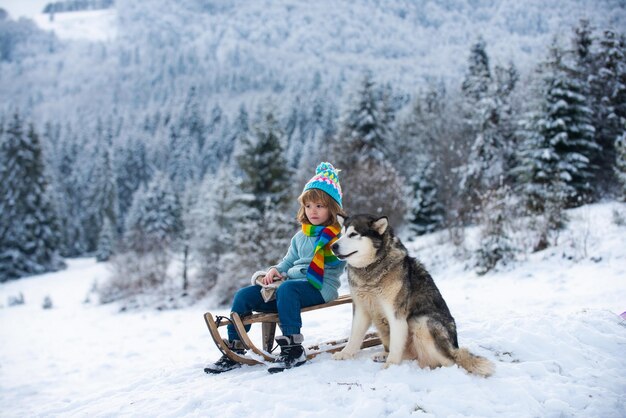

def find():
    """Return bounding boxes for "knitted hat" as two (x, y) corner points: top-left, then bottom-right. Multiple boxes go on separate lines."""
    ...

(303, 162), (343, 208)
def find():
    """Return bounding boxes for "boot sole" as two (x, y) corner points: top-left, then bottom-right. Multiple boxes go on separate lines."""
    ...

(267, 359), (306, 374)
(204, 363), (242, 374)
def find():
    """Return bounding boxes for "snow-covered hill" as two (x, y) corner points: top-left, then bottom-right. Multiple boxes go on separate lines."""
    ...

(1, 0), (116, 41)
(1, 202), (625, 417)
(0, 0), (50, 20)
(32, 9), (117, 41)
(1, 0), (625, 125)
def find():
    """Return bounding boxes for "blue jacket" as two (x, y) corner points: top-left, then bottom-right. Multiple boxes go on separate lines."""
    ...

(272, 231), (346, 302)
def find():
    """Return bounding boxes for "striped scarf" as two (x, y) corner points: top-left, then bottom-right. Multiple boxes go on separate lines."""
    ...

(302, 223), (341, 290)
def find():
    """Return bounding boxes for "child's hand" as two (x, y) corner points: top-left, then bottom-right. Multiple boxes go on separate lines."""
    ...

(262, 268), (281, 285)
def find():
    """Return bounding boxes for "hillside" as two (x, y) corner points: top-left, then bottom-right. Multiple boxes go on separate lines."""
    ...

(0, 202), (625, 417)
(1, 0), (624, 123)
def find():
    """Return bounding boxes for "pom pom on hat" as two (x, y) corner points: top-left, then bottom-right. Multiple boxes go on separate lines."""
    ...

(303, 162), (343, 208)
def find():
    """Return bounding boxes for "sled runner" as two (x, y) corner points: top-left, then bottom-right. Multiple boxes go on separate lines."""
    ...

(203, 295), (381, 365)
(204, 313), (260, 365)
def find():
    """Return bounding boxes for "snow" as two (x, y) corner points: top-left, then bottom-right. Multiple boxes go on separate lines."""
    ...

(0, 0), (116, 41)
(32, 9), (117, 41)
(1, 202), (626, 417)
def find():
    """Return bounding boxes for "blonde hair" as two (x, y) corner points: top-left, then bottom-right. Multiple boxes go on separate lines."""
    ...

(297, 188), (346, 226)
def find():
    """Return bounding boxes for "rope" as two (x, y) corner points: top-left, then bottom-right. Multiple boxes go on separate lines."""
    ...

(215, 315), (229, 327)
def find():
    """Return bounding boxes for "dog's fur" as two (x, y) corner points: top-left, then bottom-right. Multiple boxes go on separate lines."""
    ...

(331, 214), (494, 377)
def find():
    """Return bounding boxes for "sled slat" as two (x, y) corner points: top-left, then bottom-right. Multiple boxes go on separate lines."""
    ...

(238, 294), (354, 325)
(204, 294), (381, 366)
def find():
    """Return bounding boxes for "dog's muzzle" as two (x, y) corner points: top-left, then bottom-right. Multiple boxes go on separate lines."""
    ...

(332, 243), (356, 260)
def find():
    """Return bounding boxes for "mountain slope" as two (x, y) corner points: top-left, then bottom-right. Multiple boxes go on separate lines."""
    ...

(1, 0), (624, 123)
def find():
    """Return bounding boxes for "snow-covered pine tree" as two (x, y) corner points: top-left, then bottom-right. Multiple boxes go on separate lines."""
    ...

(571, 20), (603, 196)
(458, 93), (502, 213)
(40, 120), (66, 253)
(517, 39), (598, 210)
(179, 87), (217, 180)
(572, 19), (594, 71)
(394, 84), (464, 231)
(338, 72), (389, 160)
(167, 124), (198, 193)
(96, 216), (115, 262)
(494, 62), (521, 185)
(178, 185), (195, 292)
(333, 73), (407, 227)
(459, 39), (518, 221)
(100, 172), (183, 304)
(284, 109), (300, 169)
(186, 167), (254, 291)
(590, 29), (626, 195)
(461, 36), (491, 104)
(237, 107), (293, 216)
(54, 126), (87, 256)
(285, 96), (316, 172)
(543, 39), (598, 207)
(514, 70), (571, 252)
(294, 97), (340, 192)
(200, 103), (230, 177)
(0, 114), (65, 281)
(84, 120), (118, 252)
(616, 132), (626, 201)
(514, 105), (566, 214)
(389, 99), (423, 182)
(207, 104), (223, 138)
(229, 104), (251, 174)
(180, 86), (206, 152)
(124, 171), (183, 254)
(407, 158), (444, 237)
(114, 134), (152, 232)
(474, 184), (517, 275)
(459, 37), (492, 219)
(41, 121), (61, 168)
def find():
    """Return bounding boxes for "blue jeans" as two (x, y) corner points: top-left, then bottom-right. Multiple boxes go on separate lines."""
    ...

(227, 279), (325, 341)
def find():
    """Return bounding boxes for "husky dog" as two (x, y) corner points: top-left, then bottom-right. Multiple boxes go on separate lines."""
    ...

(331, 214), (494, 377)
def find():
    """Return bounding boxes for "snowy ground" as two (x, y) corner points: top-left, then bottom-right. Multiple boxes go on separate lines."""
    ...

(1, 202), (625, 417)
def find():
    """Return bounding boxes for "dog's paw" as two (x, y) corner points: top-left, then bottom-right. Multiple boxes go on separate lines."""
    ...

(382, 358), (401, 369)
(371, 352), (388, 363)
(333, 350), (356, 361)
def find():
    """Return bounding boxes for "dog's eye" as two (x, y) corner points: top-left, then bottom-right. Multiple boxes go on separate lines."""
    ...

(349, 233), (358, 238)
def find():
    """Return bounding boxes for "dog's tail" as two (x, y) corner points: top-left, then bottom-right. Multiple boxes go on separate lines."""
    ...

(452, 347), (495, 377)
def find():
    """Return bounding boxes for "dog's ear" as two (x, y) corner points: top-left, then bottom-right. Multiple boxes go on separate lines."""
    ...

(336, 214), (346, 228)
(372, 216), (388, 235)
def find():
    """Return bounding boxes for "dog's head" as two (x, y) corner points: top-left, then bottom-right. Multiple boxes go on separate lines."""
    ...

(331, 214), (389, 268)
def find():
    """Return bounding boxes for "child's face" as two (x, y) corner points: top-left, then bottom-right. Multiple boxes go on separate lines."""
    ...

(304, 201), (330, 226)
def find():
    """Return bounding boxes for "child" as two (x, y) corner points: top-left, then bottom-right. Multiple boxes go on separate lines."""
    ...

(205, 162), (346, 374)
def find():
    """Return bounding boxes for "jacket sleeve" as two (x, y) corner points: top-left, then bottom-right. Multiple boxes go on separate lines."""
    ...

(273, 234), (299, 274)
(324, 259), (346, 281)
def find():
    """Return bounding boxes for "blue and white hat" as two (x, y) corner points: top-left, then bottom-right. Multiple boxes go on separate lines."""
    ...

(303, 162), (343, 208)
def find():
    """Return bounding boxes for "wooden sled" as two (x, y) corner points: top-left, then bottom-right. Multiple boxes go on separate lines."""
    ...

(203, 294), (381, 365)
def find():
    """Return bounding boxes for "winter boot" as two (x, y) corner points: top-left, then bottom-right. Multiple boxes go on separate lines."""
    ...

(204, 339), (246, 374)
(267, 334), (306, 374)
